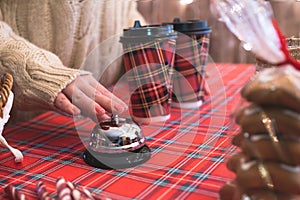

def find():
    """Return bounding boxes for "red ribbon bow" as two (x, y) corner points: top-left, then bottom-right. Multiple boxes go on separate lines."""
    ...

(272, 19), (300, 70)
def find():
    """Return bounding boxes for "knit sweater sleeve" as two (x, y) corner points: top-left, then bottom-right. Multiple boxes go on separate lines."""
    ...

(0, 21), (91, 111)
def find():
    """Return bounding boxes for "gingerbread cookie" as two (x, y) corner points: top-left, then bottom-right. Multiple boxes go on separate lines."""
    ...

(233, 133), (300, 166)
(220, 180), (300, 200)
(236, 104), (300, 138)
(241, 66), (300, 112)
(227, 152), (300, 194)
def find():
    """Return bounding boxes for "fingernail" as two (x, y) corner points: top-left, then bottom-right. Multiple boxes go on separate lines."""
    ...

(95, 106), (106, 116)
(73, 106), (81, 115)
(113, 104), (128, 114)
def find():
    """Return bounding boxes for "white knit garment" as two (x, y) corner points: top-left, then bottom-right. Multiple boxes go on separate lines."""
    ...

(0, 0), (144, 122)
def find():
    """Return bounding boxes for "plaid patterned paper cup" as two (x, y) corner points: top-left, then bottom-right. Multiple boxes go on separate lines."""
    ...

(120, 21), (177, 124)
(163, 19), (211, 108)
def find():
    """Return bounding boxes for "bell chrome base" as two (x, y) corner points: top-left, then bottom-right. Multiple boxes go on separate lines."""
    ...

(83, 145), (151, 169)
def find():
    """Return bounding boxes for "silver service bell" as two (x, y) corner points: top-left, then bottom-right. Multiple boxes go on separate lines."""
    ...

(83, 115), (151, 169)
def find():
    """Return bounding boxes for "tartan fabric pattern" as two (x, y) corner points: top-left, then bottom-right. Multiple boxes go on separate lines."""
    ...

(130, 83), (170, 118)
(173, 33), (210, 103)
(122, 39), (176, 118)
(0, 64), (255, 200)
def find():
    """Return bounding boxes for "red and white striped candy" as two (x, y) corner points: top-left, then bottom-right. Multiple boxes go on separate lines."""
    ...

(56, 177), (72, 200)
(36, 181), (53, 200)
(4, 184), (28, 200)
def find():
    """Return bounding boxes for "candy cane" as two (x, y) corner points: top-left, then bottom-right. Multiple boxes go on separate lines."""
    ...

(4, 184), (28, 200)
(65, 181), (83, 200)
(77, 187), (95, 200)
(56, 177), (72, 200)
(36, 181), (53, 200)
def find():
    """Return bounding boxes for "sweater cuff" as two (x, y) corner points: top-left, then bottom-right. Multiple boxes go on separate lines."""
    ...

(3, 49), (92, 111)
(0, 21), (91, 111)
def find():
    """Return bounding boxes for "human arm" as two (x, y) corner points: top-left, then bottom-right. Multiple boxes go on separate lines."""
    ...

(0, 21), (127, 122)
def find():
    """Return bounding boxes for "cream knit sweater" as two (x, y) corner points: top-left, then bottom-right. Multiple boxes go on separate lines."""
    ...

(0, 0), (144, 122)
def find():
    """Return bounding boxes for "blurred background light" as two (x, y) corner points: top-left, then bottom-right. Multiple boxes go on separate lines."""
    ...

(180, 0), (194, 5)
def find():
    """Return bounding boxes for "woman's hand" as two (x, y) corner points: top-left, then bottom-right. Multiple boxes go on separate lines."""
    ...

(54, 74), (128, 122)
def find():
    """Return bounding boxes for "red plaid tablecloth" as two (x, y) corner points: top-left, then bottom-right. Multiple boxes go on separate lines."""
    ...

(0, 63), (255, 200)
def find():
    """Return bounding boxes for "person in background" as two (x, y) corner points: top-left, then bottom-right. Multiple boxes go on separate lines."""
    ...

(0, 0), (145, 124)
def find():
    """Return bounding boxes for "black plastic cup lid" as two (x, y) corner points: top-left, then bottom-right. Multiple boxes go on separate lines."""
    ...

(120, 20), (177, 43)
(163, 18), (211, 34)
